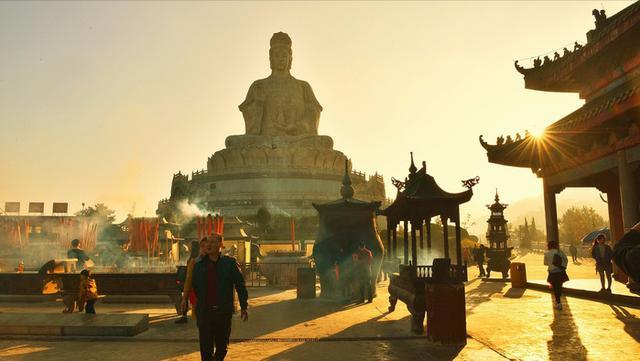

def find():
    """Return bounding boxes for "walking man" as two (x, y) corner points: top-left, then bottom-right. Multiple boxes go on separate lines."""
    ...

(181, 235), (248, 361)
(569, 243), (578, 263)
(474, 244), (486, 277)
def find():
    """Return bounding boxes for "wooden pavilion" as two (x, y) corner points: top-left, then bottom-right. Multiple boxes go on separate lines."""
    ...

(381, 153), (477, 341)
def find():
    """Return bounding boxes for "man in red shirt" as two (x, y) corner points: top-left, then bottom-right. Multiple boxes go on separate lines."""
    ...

(352, 241), (373, 303)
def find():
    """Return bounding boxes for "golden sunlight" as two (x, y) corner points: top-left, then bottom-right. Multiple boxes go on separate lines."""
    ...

(527, 124), (546, 138)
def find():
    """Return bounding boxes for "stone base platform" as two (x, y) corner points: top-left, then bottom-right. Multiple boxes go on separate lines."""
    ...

(0, 313), (148, 336)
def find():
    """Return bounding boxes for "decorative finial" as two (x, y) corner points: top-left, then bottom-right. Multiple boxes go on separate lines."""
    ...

(422, 161), (427, 173)
(409, 152), (417, 174)
(340, 159), (354, 199)
(495, 188), (500, 202)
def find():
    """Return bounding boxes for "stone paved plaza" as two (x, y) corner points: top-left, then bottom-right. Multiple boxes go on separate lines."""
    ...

(1, 253), (639, 361)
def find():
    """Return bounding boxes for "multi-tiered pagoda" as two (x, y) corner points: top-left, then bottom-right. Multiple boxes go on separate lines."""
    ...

(485, 191), (511, 279)
(480, 4), (640, 282)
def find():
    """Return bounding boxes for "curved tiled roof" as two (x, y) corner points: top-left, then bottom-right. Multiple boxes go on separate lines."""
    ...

(514, 1), (640, 92)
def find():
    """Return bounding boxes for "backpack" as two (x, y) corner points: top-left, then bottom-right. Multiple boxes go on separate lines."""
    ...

(552, 252), (565, 270)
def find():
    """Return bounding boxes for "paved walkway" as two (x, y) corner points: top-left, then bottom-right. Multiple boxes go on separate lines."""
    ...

(510, 252), (639, 297)
(0, 276), (639, 360)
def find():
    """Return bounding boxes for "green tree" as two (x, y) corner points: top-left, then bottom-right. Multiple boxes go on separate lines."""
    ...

(559, 206), (607, 245)
(521, 218), (531, 249)
(75, 203), (116, 224)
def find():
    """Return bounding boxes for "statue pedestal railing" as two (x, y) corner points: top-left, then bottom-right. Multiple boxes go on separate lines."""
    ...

(207, 135), (348, 175)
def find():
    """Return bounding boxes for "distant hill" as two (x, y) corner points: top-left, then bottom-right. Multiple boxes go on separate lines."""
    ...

(466, 192), (609, 241)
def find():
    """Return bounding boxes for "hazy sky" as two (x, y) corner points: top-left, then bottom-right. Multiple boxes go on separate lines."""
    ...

(0, 1), (632, 222)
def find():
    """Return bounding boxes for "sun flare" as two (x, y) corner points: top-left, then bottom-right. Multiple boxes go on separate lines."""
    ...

(527, 125), (546, 138)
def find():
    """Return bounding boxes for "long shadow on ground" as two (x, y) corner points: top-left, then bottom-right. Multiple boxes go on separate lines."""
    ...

(610, 304), (640, 343)
(262, 313), (465, 361)
(465, 280), (508, 316)
(547, 300), (588, 361)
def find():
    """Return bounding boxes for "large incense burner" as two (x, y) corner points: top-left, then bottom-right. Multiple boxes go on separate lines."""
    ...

(312, 161), (384, 299)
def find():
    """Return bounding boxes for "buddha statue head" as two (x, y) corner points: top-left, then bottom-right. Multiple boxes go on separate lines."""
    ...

(269, 32), (292, 72)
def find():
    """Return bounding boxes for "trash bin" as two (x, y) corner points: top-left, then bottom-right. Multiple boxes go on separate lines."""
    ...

(426, 282), (466, 343)
(297, 268), (316, 299)
(510, 262), (527, 288)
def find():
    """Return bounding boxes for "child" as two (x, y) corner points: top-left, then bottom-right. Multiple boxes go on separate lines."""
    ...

(78, 269), (98, 314)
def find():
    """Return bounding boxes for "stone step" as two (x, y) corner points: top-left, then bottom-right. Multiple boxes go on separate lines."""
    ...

(0, 313), (149, 336)
(0, 295), (58, 303)
(100, 295), (173, 304)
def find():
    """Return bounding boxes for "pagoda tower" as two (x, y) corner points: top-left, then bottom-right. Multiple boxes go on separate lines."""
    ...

(485, 190), (512, 279)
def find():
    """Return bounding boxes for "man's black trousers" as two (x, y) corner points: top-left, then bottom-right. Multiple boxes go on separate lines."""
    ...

(197, 307), (233, 361)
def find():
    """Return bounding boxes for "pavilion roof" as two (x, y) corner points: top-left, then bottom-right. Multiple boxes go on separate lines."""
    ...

(382, 156), (474, 222)
(479, 81), (640, 173)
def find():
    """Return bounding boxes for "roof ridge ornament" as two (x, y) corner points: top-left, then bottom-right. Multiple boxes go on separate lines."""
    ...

(340, 159), (354, 199)
(408, 152), (417, 182)
(462, 176), (480, 189)
(391, 177), (406, 191)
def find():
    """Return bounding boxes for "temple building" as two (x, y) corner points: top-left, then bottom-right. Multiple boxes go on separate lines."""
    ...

(480, 3), (640, 272)
(157, 33), (385, 222)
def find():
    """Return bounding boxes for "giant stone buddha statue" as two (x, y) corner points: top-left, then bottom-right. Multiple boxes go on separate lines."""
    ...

(225, 32), (333, 149)
(240, 32), (321, 136)
(158, 32), (386, 222)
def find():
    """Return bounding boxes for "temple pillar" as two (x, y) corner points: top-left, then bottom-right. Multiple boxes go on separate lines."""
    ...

(455, 214), (462, 266)
(411, 221), (418, 266)
(618, 151), (639, 231)
(606, 181), (628, 282)
(419, 220), (424, 249)
(392, 227), (398, 259)
(426, 220), (432, 250)
(442, 216), (449, 259)
(403, 220), (409, 264)
(386, 227), (392, 260)
(543, 177), (560, 245)
(606, 179), (625, 245)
